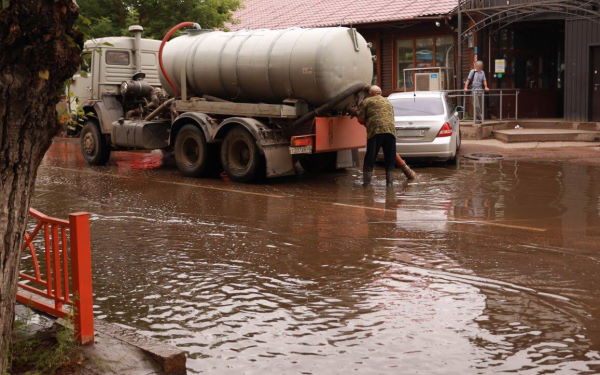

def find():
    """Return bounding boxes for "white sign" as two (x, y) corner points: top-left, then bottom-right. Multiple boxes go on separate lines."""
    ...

(495, 59), (506, 74)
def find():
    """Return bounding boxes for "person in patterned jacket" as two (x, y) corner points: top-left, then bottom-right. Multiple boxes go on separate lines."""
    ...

(358, 85), (397, 186)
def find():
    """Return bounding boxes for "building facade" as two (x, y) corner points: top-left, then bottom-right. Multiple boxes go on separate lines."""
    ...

(231, 0), (600, 121)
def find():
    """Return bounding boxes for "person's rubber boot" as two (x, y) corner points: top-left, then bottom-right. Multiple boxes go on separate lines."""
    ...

(363, 170), (373, 187)
(386, 169), (394, 187)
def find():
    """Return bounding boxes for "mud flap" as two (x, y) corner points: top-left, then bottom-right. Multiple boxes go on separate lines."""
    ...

(263, 144), (296, 178)
(336, 149), (358, 169)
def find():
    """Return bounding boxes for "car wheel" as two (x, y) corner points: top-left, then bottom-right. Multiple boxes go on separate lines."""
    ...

(80, 120), (110, 165)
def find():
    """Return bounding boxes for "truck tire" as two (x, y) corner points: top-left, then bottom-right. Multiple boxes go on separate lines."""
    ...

(80, 120), (110, 165)
(299, 152), (337, 173)
(220, 127), (264, 182)
(174, 124), (211, 177)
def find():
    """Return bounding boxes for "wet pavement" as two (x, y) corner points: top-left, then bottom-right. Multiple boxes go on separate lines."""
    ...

(31, 139), (600, 374)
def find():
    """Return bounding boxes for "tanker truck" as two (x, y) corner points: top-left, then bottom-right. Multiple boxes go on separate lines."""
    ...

(74, 23), (373, 182)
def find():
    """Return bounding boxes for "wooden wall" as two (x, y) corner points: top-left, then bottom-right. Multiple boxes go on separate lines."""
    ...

(564, 19), (600, 122)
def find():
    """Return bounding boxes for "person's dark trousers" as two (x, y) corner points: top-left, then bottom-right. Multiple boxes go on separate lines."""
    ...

(363, 133), (397, 185)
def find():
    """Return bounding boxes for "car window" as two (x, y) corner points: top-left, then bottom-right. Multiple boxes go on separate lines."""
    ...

(390, 97), (445, 116)
(105, 51), (130, 66)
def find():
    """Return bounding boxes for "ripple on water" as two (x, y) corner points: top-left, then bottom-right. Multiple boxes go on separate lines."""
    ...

(32, 153), (600, 374)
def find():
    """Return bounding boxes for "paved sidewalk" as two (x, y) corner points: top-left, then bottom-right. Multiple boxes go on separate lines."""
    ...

(460, 139), (600, 166)
(462, 139), (600, 149)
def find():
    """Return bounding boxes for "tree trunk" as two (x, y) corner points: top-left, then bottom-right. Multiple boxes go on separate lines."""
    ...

(0, 1), (81, 372)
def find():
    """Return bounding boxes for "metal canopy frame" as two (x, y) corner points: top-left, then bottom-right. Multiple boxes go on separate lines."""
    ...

(455, 0), (600, 85)
(459, 0), (600, 36)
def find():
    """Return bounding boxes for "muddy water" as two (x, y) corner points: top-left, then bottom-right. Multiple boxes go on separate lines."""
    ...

(32, 139), (600, 374)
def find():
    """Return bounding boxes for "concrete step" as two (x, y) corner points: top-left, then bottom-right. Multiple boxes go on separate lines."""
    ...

(496, 120), (600, 130)
(511, 120), (574, 129)
(493, 128), (600, 143)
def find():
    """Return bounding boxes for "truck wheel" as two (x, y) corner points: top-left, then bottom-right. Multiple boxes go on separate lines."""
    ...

(174, 124), (210, 177)
(80, 120), (110, 165)
(220, 127), (264, 182)
(299, 152), (337, 173)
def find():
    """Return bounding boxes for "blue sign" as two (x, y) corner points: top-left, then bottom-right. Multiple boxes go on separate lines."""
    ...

(431, 73), (438, 78)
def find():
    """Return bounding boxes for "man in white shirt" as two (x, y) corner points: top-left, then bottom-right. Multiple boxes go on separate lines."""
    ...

(464, 61), (490, 124)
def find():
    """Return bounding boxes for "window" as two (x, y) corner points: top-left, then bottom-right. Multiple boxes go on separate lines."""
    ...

(141, 52), (156, 67)
(395, 35), (454, 90)
(105, 51), (130, 66)
(415, 38), (434, 68)
(396, 39), (414, 89)
(369, 40), (380, 86)
(80, 52), (92, 73)
(435, 36), (454, 68)
(390, 97), (445, 116)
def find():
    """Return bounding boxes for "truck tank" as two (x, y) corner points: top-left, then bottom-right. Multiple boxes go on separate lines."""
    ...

(159, 27), (373, 106)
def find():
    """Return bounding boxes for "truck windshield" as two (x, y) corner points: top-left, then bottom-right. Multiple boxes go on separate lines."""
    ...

(390, 97), (445, 116)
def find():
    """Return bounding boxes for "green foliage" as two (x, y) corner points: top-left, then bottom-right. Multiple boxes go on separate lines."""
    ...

(76, 0), (242, 40)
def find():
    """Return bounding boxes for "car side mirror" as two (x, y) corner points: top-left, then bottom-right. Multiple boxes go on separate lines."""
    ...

(454, 106), (464, 112)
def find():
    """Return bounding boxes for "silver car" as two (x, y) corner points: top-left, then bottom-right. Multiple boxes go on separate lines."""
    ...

(388, 91), (461, 162)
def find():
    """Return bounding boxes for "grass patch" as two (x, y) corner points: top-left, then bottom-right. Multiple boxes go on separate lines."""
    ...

(10, 312), (78, 375)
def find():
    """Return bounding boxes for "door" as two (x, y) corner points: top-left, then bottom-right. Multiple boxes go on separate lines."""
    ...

(493, 21), (564, 119)
(591, 46), (600, 121)
(70, 51), (94, 103)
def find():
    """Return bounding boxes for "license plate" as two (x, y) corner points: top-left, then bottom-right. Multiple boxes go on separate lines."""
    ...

(289, 145), (313, 155)
(396, 129), (425, 137)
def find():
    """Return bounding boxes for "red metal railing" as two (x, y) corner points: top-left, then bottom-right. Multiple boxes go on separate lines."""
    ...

(17, 208), (94, 345)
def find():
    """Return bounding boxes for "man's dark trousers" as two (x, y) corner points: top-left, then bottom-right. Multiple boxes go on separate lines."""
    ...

(363, 133), (396, 173)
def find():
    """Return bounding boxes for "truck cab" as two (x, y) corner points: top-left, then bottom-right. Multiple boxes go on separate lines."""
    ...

(69, 26), (169, 165)
(69, 25), (161, 139)
(70, 33), (161, 103)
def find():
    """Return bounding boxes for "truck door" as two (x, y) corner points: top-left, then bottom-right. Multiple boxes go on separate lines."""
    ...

(70, 52), (94, 103)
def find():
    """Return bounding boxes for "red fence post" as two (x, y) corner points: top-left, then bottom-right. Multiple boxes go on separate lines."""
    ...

(69, 212), (94, 345)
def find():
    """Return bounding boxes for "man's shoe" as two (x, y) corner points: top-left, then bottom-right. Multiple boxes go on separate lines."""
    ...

(363, 171), (373, 186)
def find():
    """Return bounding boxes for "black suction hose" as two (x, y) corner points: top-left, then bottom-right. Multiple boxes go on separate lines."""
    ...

(292, 83), (369, 127)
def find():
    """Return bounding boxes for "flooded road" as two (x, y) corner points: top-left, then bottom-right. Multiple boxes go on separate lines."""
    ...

(32, 139), (600, 374)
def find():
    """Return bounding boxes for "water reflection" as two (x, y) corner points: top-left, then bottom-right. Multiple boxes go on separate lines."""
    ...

(30, 140), (600, 373)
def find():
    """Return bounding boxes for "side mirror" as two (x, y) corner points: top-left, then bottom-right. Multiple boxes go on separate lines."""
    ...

(455, 106), (464, 112)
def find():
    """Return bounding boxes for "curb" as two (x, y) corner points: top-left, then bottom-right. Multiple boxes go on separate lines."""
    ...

(93, 319), (186, 375)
